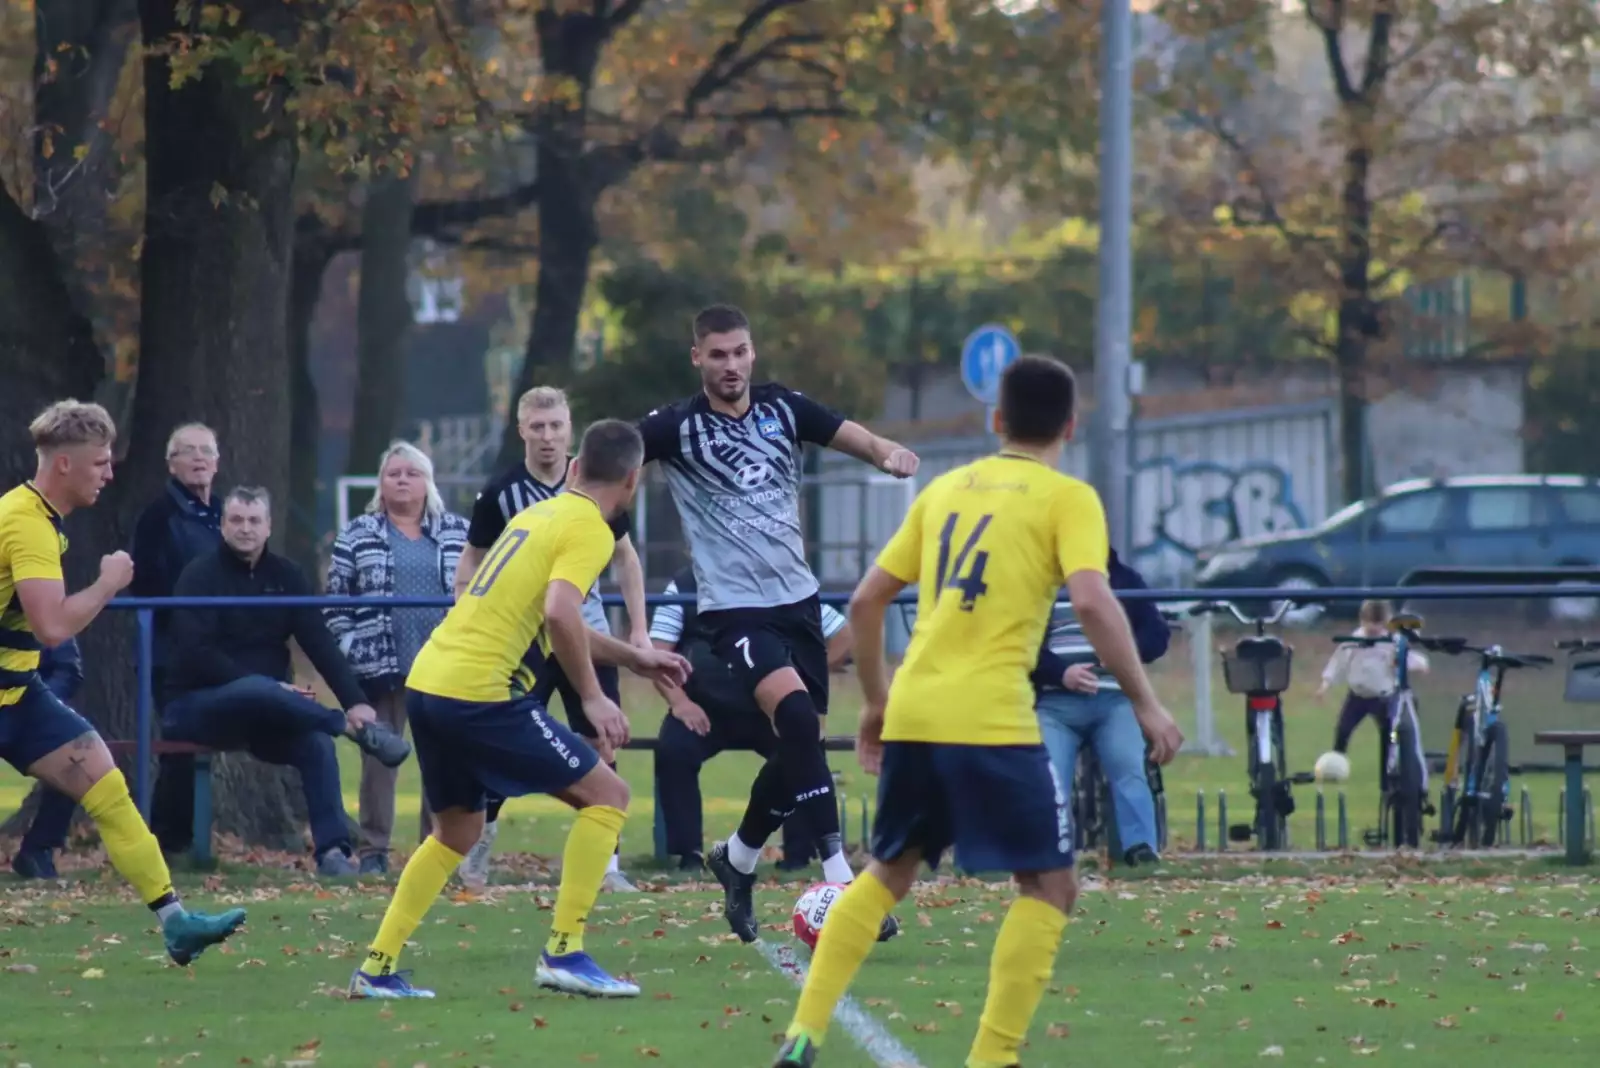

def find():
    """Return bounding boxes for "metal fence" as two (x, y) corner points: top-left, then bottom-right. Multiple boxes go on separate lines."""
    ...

(107, 583), (1600, 812)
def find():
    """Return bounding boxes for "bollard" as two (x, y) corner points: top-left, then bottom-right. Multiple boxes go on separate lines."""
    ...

(1559, 789), (1566, 848)
(1196, 791), (1207, 852)
(1438, 787), (1455, 844)
(1217, 791), (1228, 851)
(1519, 785), (1533, 847)
(1315, 789), (1326, 852)
(1587, 789), (1596, 850)
(1337, 791), (1349, 850)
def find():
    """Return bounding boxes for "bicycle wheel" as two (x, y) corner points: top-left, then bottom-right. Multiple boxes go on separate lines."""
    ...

(1392, 715), (1425, 849)
(1472, 720), (1511, 847)
(1446, 698), (1480, 847)
(1255, 760), (1283, 851)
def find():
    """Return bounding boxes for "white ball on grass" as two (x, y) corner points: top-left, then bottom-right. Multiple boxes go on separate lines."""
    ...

(1314, 750), (1351, 783)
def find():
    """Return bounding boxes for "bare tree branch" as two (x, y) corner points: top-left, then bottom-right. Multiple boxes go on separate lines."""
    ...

(410, 179), (540, 235)
(1306, 0), (1361, 103)
(1176, 108), (1331, 254)
(1370, 221), (1451, 289)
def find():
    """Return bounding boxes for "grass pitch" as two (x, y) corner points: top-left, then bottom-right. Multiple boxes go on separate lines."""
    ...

(1, 863), (1597, 1067)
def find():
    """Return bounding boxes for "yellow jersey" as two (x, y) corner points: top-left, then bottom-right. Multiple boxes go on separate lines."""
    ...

(407, 492), (616, 704)
(0, 484), (67, 707)
(876, 453), (1109, 746)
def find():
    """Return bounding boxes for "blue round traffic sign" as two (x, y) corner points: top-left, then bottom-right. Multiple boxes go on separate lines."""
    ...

(960, 324), (1020, 405)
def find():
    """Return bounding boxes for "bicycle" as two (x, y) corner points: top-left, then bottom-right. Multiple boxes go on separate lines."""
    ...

(1434, 642), (1551, 848)
(1188, 599), (1313, 851)
(1334, 613), (1456, 849)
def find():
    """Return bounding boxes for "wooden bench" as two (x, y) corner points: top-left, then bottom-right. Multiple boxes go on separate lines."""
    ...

(1533, 730), (1600, 865)
(104, 740), (217, 867)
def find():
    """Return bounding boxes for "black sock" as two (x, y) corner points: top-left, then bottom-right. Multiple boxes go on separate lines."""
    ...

(485, 796), (505, 824)
(772, 690), (840, 839)
(736, 757), (795, 848)
(607, 758), (621, 858)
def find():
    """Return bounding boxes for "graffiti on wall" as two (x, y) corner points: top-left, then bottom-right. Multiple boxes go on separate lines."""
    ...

(1130, 459), (1307, 583)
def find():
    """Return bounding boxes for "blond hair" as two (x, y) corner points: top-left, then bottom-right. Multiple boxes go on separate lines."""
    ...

(30, 400), (116, 451)
(517, 385), (569, 419)
(366, 440), (444, 524)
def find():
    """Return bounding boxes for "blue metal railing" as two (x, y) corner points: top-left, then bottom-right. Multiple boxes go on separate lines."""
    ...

(105, 582), (1600, 815)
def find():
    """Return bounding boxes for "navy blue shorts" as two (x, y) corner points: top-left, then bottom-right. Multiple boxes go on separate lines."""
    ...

(0, 677), (96, 774)
(871, 741), (1073, 875)
(406, 690), (601, 814)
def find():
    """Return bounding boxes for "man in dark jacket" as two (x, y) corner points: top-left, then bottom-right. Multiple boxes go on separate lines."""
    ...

(649, 564), (854, 871)
(131, 423), (225, 852)
(163, 487), (411, 876)
(10, 638), (85, 878)
(1033, 548), (1171, 867)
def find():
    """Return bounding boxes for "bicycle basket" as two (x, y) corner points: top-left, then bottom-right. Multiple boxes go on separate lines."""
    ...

(1564, 657), (1600, 703)
(1221, 639), (1293, 695)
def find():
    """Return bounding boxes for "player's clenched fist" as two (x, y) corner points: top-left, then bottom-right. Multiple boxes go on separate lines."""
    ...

(628, 646), (692, 689)
(99, 550), (134, 592)
(882, 448), (919, 479)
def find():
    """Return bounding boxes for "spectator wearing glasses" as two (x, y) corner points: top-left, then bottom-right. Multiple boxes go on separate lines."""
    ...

(324, 441), (469, 874)
(131, 423), (225, 854)
(163, 487), (412, 876)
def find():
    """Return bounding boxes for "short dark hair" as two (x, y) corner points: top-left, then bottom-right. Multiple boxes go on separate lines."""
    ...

(692, 304), (750, 342)
(999, 356), (1077, 445)
(576, 419), (644, 484)
(224, 485), (272, 514)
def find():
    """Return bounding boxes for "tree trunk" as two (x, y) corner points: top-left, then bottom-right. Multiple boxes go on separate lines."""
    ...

(123, 0), (306, 845)
(345, 174), (416, 477)
(496, 149), (599, 467)
(31, 0), (138, 359)
(1336, 126), (1377, 504)
(286, 216), (341, 575)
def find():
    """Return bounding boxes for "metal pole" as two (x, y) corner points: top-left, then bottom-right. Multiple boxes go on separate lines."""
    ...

(1092, 0), (1134, 557)
(135, 609), (155, 817)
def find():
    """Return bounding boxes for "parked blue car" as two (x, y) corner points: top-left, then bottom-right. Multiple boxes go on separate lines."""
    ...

(1195, 474), (1600, 623)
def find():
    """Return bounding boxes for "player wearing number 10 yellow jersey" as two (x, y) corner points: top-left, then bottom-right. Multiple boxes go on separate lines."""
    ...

(348, 421), (691, 1003)
(773, 356), (1184, 1068)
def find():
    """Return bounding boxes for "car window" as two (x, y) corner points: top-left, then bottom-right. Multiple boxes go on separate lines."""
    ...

(1375, 490), (1447, 534)
(1464, 487), (1536, 531)
(1559, 488), (1600, 524)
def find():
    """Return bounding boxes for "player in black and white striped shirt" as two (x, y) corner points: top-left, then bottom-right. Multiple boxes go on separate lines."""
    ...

(452, 386), (649, 891)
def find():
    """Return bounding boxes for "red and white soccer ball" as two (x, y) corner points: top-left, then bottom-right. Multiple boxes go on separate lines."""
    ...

(792, 882), (848, 950)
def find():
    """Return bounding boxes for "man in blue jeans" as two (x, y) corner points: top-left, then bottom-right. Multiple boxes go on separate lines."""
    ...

(163, 487), (411, 875)
(1034, 548), (1170, 866)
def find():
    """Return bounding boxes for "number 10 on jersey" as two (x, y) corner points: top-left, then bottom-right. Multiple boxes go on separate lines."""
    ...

(934, 512), (992, 611)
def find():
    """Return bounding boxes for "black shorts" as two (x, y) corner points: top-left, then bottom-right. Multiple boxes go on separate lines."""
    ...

(528, 649), (622, 740)
(0, 678), (95, 773)
(406, 689), (600, 814)
(871, 741), (1074, 875)
(697, 596), (829, 715)
(680, 639), (764, 724)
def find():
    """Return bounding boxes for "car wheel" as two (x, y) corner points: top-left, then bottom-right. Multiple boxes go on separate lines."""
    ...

(1270, 570), (1327, 627)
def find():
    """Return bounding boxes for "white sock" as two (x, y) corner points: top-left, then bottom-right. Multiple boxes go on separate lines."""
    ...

(606, 853), (620, 874)
(821, 850), (855, 885)
(726, 832), (762, 875)
(155, 900), (185, 923)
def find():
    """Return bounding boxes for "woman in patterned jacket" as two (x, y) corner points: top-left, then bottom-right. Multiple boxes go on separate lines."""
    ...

(325, 441), (468, 873)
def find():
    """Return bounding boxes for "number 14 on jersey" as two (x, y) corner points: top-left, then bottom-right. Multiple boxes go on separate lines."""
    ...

(934, 512), (992, 611)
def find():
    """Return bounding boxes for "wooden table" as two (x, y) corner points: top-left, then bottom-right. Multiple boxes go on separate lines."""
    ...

(1533, 730), (1600, 865)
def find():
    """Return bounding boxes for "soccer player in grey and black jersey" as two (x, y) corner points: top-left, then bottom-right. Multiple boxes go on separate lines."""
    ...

(636, 304), (918, 943)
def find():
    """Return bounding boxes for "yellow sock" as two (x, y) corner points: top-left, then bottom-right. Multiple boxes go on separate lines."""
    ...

(359, 836), (463, 976)
(546, 805), (626, 956)
(786, 870), (896, 1044)
(967, 895), (1069, 1068)
(81, 769), (176, 908)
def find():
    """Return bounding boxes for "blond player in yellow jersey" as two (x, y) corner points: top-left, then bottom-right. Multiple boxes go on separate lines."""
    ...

(772, 356), (1185, 1068)
(348, 421), (691, 1001)
(0, 401), (245, 965)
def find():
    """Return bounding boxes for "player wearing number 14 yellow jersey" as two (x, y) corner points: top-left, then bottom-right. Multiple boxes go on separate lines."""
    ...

(772, 356), (1184, 1068)
(348, 421), (691, 1003)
